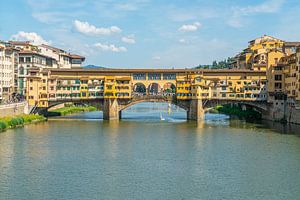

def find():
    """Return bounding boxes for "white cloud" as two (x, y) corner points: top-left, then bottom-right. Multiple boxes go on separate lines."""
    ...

(235, 0), (284, 15)
(94, 43), (127, 52)
(152, 56), (161, 60)
(114, 3), (138, 11)
(178, 22), (202, 32)
(73, 20), (122, 36)
(179, 39), (188, 44)
(10, 31), (50, 45)
(122, 35), (136, 44)
(228, 0), (285, 28)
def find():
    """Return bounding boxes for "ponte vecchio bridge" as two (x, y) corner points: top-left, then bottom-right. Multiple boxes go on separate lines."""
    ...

(27, 68), (268, 120)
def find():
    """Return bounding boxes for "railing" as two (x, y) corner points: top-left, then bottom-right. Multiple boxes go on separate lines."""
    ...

(132, 94), (175, 102)
(29, 103), (38, 114)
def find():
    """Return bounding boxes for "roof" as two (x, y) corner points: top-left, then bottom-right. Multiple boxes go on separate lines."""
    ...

(249, 35), (283, 44)
(8, 41), (31, 45)
(40, 44), (65, 53)
(40, 68), (267, 76)
(0, 44), (20, 51)
(19, 50), (54, 59)
(69, 54), (85, 59)
(61, 53), (85, 60)
(284, 42), (300, 47)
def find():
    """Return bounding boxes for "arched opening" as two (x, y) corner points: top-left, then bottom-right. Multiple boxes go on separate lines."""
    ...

(206, 103), (263, 120)
(133, 83), (147, 96)
(163, 83), (176, 96)
(121, 102), (187, 121)
(148, 83), (161, 95)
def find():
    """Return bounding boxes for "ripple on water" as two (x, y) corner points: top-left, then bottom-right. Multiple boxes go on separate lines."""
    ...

(1, 103), (300, 199)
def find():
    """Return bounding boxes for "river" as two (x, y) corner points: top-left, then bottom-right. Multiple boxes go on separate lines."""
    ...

(0, 103), (300, 200)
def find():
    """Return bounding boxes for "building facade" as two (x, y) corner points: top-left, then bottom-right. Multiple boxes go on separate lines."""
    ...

(5, 41), (85, 97)
(0, 42), (19, 103)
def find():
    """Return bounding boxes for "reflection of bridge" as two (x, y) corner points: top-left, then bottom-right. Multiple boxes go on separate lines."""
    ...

(27, 68), (268, 121)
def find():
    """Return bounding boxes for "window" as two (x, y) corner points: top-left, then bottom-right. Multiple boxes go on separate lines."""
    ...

(163, 73), (176, 80)
(275, 75), (282, 81)
(19, 57), (24, 63)
(19, 67), (24, 75)
(148, 73), (161, 80)
(275, 82), (282, 89)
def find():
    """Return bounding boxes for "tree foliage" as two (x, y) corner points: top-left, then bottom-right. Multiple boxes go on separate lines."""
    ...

(195, 57), (234, 69)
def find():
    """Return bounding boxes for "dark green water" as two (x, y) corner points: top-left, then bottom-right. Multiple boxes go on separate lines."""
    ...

(0, 103), (300, 200)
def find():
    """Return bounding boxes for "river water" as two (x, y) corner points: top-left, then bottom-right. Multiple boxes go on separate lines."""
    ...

(0, 103), (300, 200)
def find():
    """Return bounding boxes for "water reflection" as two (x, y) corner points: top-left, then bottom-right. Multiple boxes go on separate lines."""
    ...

(1, 103), (300, 199)
(57, 102), (300, 135)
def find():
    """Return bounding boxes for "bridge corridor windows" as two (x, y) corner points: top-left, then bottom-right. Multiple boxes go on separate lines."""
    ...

(133, 73), (146, 80)
(148, 73), (161, 80)
(116, 92), (130, 97)
(163, 73), (176, 80)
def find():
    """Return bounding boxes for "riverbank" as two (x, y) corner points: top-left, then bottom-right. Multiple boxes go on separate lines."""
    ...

(210, 104), (261, 120)
(46, 106), (97, 117)
(0, 114), (47, 132)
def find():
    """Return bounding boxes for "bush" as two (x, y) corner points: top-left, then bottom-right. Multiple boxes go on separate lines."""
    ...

(48, 106), (97, 116)
(0, 114), (46, 132)
(9, 117), (24, 127)
(216, 104), (261, 120)
(0, 121), (8, 131)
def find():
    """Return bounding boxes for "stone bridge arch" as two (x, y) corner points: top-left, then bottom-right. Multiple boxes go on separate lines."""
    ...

(104, 97), (203, 121)
(118, 96), (189, 112)
(32, 99), (104, 115)
(203, 99), (268, 114)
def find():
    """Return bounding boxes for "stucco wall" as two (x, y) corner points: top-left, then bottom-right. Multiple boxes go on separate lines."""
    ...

(0, 102), (28, 117)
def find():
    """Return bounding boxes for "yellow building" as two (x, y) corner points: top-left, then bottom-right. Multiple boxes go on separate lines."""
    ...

(26, 68), (267, 108)
(232, 35), (294, 72)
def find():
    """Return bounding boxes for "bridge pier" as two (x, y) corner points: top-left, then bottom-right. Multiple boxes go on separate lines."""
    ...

(187, 99), (205, 121)
(103, 99), (120, 120)
(119, 110), (122, 120)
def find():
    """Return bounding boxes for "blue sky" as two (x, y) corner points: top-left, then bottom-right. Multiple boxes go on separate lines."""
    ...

(0, 0), (300, 68)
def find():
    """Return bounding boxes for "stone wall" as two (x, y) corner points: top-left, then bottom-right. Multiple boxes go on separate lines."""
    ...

(262, 100), (300, 125)
(0, 102), (28, 117)
(287, 103), (300, 124)
(48, 103), (65, 111)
